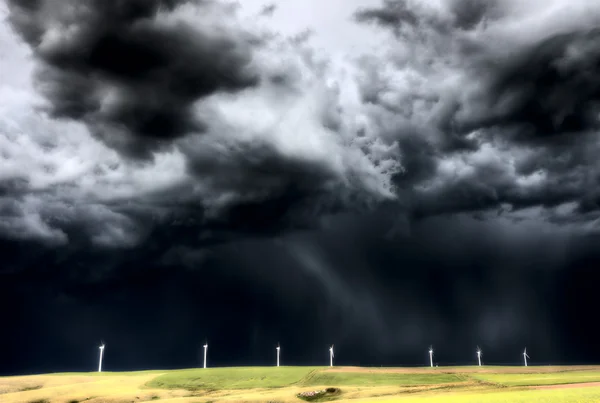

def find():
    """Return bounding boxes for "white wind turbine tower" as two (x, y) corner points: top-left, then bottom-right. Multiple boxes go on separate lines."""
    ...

(329, 345), (334, 367)
(428, 346), (434, 368)
(476, 346), (482, 367)
(523, 348), (530, 367)
(98, 341), (105, 373)
(203, 341), (208, 369)
(276, 343), (281, 367)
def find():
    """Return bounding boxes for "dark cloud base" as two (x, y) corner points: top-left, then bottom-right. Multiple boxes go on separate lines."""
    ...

(2, 214), (600, 374)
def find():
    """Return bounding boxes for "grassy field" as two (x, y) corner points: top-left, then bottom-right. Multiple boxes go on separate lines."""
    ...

(363, 387), (600, 402)
(146, 366), (321, 390)
(472, 370), (600, 386)
(3, 366), (600, 403)
(300, 371), (463, 387)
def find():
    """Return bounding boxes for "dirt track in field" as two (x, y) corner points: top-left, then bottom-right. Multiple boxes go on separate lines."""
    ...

(532, 381), (600, 390)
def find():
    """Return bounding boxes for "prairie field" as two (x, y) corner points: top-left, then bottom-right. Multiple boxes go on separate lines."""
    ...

(2, 365), (600, 403)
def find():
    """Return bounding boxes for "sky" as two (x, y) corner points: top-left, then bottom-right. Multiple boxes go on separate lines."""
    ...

(1, 0), (600, 374)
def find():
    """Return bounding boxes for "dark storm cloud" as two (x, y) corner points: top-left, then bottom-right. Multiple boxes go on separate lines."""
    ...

(461, 29), (600, 144)
(0, 211), (577, 372)
(7, 0), (259, 158)
(353, 0), (600, 220)
(4, 215), (599, 373)
(3, 0), (599, 268)
(354, 0), (420, 30)
(3, 1), (598, 250)
(354, 0), (502, 36)
(1, 0), (400, 248)
(448, 0), (500, 30)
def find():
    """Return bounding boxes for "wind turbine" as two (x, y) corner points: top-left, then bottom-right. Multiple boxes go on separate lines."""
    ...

(98, 341), (105, 373)
(276, 343), (281, 367)
(428, 346), (434, 368)
(203, 341), (208, 369)
(476, 346), (482, 367)
(329, 345), (334, 367)
(523, 348), (530, 367)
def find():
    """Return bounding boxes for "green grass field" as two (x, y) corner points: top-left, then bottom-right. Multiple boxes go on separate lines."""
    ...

(146, 366), (321, 390)
(3, 366), (600, 402)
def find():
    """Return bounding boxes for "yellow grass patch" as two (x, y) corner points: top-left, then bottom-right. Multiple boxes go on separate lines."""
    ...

(0, 373), (183, 403)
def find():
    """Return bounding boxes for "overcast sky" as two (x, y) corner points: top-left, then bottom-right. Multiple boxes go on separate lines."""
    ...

(2, 0), (600, 374)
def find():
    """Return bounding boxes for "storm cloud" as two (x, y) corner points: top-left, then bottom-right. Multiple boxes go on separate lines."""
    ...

(1, 0), (401, 248)
(6, 0), (260, 158)
(2, 0), (600, 373)
(353, 0), (600, 223)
